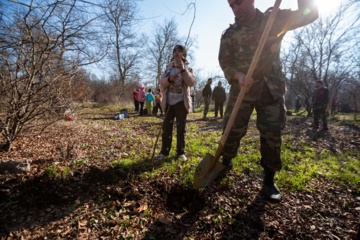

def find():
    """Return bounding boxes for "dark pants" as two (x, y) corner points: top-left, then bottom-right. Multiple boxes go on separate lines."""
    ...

(139, 102), (144, 116)
(160, 101), (188, 156)
(203, 96), (210, 117)
(134, 99), (139, 112)
(155, 102), (163, 115)
(214, 101), (224, 117)
(313, 107), (327, 129)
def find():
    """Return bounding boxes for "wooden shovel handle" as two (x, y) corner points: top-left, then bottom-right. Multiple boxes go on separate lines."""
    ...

(214, 0), (283, 160)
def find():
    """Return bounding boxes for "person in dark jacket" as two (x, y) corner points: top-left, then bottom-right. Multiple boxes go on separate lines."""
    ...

(212, 81), (227, 118)
(312, 80), (329, 130)
(202, 78), (212, 119)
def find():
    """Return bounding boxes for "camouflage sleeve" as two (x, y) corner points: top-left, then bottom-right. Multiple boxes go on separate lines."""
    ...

(272, 0), (318, 34)
(218, 27), (238, 84)
(297, 0), (319, 26)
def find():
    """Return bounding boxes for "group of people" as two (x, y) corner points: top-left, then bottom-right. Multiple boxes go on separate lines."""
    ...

(133, 87), (164, 116)
(202, 78), (227, 119)
(132, 0), (319, 202)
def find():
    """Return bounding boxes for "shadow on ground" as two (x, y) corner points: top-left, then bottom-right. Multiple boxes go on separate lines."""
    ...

(0, 152), (175, 238)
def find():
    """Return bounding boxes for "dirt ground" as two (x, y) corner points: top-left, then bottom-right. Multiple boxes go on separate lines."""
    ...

(1, 111), (359, 239)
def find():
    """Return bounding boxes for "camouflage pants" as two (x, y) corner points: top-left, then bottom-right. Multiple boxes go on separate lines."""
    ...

(222, 84), (286, 172)
(313, 107), (327, 129)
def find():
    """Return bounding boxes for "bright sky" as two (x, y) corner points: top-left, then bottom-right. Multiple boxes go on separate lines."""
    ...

(139, 0), (341, 78)
(139, 0), (296, 77)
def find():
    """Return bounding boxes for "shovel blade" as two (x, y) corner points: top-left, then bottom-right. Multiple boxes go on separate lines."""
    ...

(193, 153), (226, 189)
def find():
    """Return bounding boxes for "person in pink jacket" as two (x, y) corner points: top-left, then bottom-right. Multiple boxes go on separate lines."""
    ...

(136, 85), (146, 116)
(157, 45), (196, 161)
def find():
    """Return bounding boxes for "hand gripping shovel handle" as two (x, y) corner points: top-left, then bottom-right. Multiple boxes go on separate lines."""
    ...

(214, 0), (282, 161)
(193, 0), (283, 189)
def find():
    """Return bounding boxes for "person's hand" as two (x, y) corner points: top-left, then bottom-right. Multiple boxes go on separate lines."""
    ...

(177, 59), (185, 70)
(236, 72), (254, 93)
(168, 74), (178, 83)
(172, 59), (185, 70)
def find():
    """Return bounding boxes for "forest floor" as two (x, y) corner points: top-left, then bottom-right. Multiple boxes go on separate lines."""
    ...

(1, 105), (359, 239)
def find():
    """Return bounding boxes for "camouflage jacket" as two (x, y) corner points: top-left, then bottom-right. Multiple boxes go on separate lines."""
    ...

(218, 7), (317, 100)
(312, 87), (329, 108)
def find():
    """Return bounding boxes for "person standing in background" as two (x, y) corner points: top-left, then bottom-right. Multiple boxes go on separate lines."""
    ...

(295, 96), (302, 112)
(137, 85), (146, 116)
(133, 87), (139, 112)
(202, 78), (213, 119)
(312, 80), (329, 130)
(212, 81), (227, 118)
(191, 90), (196, 112)
(145, 89), (155, 116)
(155, 88), (163, 116)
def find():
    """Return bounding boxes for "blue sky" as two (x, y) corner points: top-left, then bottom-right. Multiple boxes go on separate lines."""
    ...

(138, 0), (298, 77)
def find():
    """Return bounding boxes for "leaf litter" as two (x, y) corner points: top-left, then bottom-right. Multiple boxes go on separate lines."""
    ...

(0, 111), (359, 239)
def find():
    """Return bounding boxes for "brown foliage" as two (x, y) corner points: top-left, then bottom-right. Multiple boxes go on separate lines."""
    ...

(0, 111), (359, 239)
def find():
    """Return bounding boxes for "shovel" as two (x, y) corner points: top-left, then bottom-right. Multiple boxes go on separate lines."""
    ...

(193, 0), (282, 189)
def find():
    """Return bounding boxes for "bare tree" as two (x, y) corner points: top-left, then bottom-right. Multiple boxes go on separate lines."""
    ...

(283, 1), (360, 116)
(100, 0), (145, 99)
(144, 0), (198, 88)
(0, 0), (105, 151)
(342, 77), (360, 120)
(145, 18), (181, 87)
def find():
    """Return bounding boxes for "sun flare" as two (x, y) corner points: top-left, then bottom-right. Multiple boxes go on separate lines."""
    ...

(315, 0), (342, 15)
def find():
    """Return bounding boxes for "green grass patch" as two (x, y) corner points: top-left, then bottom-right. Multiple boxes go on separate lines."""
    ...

(278, 144), (360, 192)
(44, 165), (72, 179)
(331, 113), (360, 127)
(141, 115), (359, 193)
(75, 104), (360, 194)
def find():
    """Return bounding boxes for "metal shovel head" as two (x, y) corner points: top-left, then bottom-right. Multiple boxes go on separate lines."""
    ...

(193, 153), (226, 189)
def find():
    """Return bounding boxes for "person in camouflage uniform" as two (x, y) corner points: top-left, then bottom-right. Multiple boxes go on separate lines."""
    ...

(202, 78), (213, 119)
(212, 81), (227, 118)
(218, 0), (318, 202)
(312, 80), (329, 130)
